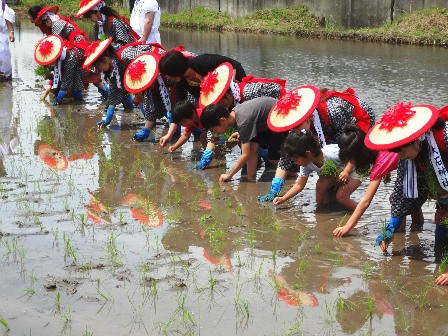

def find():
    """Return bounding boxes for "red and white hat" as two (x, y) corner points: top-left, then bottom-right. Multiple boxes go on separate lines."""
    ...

(83, 37), (112, 69)
(198, 62), (233, 108)
(35, 6), (59, 25)
(365, 102), (439, 150)
(124, 52), (160, 94)
(267, 85), (320, 132)
(75, 0), (104, 18)
(34, 34), (64, 65)
(38, 144), (68, 171)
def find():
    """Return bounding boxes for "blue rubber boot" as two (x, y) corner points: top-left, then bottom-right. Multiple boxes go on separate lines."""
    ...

(97, 82), (109, 99)
(258, 177), (285, 202)
(195, 149), (214, 170)
(52, 90), (66, 105)
(258, 147), (269, 162)
(97, 106), (115, 127)
(133, 128), (151, 142)
(73, 90), (83, 101)
(123, 95), (134, 109)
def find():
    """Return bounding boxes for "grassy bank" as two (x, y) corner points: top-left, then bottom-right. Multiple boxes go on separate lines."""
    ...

(12, 3), (448, 46)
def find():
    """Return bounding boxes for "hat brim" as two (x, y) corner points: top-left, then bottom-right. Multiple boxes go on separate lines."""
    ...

(198, 62), (233, 108)
(267, 85), (320, 132)
(83, 38), (112, 69)
(34, 35), (64, 66)
(124, 53), (159, 94)
(365, 104), (439, 150)
(75, 0), (102, 17)
(35, 6), (59, 24)
(38, 144), (68, 171)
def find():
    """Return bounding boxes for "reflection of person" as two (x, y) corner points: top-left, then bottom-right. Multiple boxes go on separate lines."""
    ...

(0, 1), (15, 81)
(272, 131), (361, 211)
(364, 103), (448, 282)
(130, 0), (161, 43)
(333, 125), (407, 237)
(259, 86), (375, 202)
(200, 97), (287, 181)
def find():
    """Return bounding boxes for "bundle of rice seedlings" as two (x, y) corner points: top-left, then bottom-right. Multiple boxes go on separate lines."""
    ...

(320, 159), (341, 178)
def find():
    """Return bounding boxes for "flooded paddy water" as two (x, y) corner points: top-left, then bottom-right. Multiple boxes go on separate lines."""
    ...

(1, 21), (448, 335)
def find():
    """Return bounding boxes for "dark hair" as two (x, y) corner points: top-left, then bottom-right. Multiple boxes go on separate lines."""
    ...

(282, 131), (321, 159)
(159, 50), (188, 77)
(83, 6), (121, 19)
(200, 104), (230, 129)
(172, 100), (196, 124)
(93, 45), (116, 79)
(338, 124), (377, 171)
(28, 5), (43, 20)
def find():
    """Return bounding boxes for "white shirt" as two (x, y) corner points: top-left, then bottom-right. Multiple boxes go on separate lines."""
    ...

(129, 0), (161, 43)
(299, 144), (344, 177)
(0, 2), (15, 33)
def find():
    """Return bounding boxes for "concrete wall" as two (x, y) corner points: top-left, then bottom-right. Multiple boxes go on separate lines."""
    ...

(158, 0), (448, 28)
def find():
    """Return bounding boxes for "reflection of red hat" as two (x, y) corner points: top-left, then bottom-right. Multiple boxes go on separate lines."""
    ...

(277, 288), (319, 307)
(268, 85), (320, 132)
(38, 144), (68, 171)
(85, 190), (110, 224)
(202, 249), (232, 271)
(366, 102), (438, 150)
(125, 194), (163, 227)
(35, 6), (59, 25)
(199, 62), (233, 108)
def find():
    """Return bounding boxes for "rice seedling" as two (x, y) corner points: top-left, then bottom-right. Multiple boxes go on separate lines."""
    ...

(63, 233), (77, 262)
(83, 325), (94, 336)
(210, 186), (220, 199)
(296, 229), (309, 243)
(208, 270), (217, 290)
(315, 243), (322, 255)
(234, 286), (250, 320)
(225, 198), (233, 208)
(296, 259), (308, 274)
(54, 292), (61, 313)
(105, 231), (123, 267)
(336, 213), (347, 228)
(247, 228), (256, 249)
(334, 294), (348, 313)
(285, 317), (303, 336)
(60, 306), (72, 322)
(362, 262), (375, 279)
(437, 252), (448, 275)
(320, 160), (341, 179)
(0, 315), (9, 331)
(367, 296), (375, 318)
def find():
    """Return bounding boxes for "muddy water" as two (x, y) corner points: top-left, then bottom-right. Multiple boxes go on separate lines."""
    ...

(0, 22), (447, 335)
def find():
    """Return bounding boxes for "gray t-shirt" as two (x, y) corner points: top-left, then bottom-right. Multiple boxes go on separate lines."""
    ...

(233, 97), (277, 144)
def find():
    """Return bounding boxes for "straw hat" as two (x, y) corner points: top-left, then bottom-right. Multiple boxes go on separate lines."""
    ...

(198, 62), (233, 108)
(34, 34), (64, 66)
(365, 102), (439, 150)
(83, 37), (112, 69)
(35, 6), (59, 25)
(124, 53), (160, 94)
(38, 144), (68, 171)
(75, 0), (103, 18)
(267, 85), (320, 132)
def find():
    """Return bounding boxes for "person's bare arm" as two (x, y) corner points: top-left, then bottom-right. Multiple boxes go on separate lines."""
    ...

(6, 20), (14, 42)
(140, 12), (155, 42)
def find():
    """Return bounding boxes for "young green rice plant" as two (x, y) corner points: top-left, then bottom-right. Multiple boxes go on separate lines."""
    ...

(247, 228), (256, 249)
(105, 231), (123, 267)
(315, 243), (322, 255)
(0, 315), (9, 331)
(210, 186), (220, 199)
(234, 286), (250, 320)
(208, 270), (217, 290)
(63, 233), (77, 262)
(423, 161), (442, 200)
(234, 204), (244, 216)
(336, 213), (347, 228)
(296, 259), (308, 274)
(320, 160), (342, 179)
(54, 291), (61, 313)
(334, 293), (348, 313)
(285, 317), (303, 336)
(225, 198), (233, 208)
(83, 325), (94, 336)
(296, 229), (309, 243)
(362, 262), (375, 279)
(60, 306), (72, 322)
(437, 252), (448, 275)
(367, 296), (375, 318)
(34, 64), (52, 79)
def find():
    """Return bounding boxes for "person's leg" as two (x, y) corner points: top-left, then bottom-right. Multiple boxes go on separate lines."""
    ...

(335, 177), (362, 211)
(246, 142), (260, 180)
(316, 176), (334, 208)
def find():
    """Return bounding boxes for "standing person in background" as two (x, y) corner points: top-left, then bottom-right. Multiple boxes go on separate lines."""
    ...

(129, 0), (135, 14)
(0, 0), (15, 81)
(130, 0), (161, 43)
